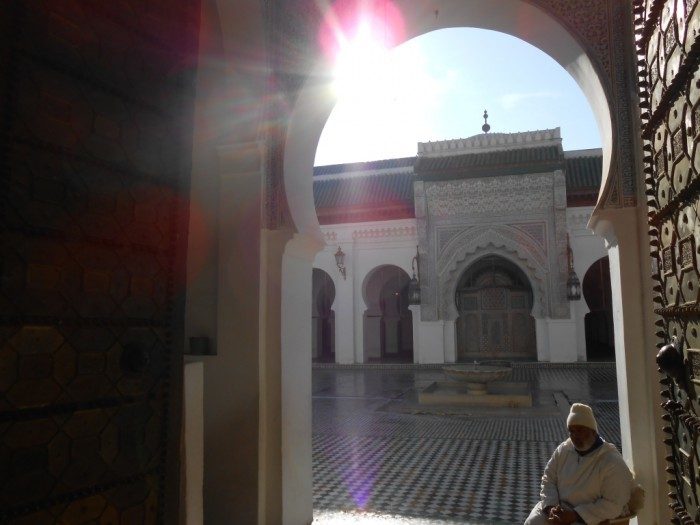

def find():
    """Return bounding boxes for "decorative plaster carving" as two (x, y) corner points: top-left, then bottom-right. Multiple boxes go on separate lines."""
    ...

(531, 0), (611, 77)
(567, 209), (593, 229)
(425, 174), (554, 218)
(439, 225), (548, 271)
(438, 227), (467, 254)
(438, 226), (548, 277)
(323, 231), (337, 243)
(351, 226), (417, 240)
(529, 0), (637, 207)
(554, 171), (567, 209)
(418, 128), (561, 157)
(512, 222), (547, 251)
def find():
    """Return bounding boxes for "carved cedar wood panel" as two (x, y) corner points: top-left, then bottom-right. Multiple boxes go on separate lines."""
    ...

(0, 2), (199, 523)
(638, 0), (700, 522)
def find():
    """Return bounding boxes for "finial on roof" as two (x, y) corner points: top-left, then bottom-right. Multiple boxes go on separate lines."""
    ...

(482, 110), (490, 133)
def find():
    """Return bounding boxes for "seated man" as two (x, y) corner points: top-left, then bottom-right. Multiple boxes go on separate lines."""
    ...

(525, 403), (634, 525)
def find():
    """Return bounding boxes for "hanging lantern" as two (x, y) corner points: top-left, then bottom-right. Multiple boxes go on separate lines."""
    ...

(334, 246), (346, 280)
(566, 235), (581, 301)
(408, 275), (421, 305)
(567, 271), (581, 301)
(408, 246), (421, 305)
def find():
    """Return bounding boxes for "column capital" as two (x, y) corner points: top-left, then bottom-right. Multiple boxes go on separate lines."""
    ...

(285, 233), (325, 262)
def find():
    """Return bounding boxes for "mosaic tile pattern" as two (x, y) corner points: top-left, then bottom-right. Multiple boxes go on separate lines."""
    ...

(312, 366), (621, 524)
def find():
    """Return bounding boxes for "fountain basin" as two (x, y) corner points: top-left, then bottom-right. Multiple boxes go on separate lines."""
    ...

(418, 381), (532, 407)
(443, 364), (511, 382)
(443, 364), (512, 395)
(418, 363), (530, 407)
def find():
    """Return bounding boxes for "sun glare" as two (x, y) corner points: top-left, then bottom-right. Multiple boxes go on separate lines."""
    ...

(319, 27), (447, 165)
(315, 26), (601, 167)
(333, 22), (390, 100)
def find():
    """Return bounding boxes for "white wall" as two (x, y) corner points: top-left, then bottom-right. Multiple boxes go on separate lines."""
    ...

(313, 209), (610, 364)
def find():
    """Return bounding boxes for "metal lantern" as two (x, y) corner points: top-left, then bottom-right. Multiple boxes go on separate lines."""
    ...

(566, 235), (581, 301)
(408, 276), (421, 305)
(408, 246), (421, 305)
(566, 271), (581, 301)
(334, 246), (346, 280)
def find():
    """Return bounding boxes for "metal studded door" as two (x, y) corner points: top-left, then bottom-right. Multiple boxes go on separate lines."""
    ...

(637, 0), (700, 522)
(0, 2), (199, 523)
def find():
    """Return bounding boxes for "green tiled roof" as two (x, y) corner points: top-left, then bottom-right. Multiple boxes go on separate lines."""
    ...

(313, 171), (414, 209)
(414, 145), (564, 178)
(313, 156), (415, 176)
(565, 155), (603, 190)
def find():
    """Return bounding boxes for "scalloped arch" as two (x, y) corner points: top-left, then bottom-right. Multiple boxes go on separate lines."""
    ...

(439, 226), (547, 275)
(440, 228), (548, 320)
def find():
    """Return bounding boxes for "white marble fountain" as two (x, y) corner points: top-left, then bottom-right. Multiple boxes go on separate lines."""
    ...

(418, 361), (532, 407)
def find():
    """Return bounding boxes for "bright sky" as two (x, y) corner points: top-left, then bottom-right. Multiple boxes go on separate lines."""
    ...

(314, 28), (601, 167)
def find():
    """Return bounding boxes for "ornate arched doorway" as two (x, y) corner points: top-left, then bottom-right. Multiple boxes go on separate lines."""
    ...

(312, 268), (335, 363)
(582, 257), (614, 361)
(455, 256), (536, 361)
(363, 265), (413, 363)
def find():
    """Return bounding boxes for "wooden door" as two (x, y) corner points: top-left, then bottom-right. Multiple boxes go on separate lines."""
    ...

(0, 2), (199, 523)
(456, 287), (535, 360)
(637, 0), (700, 521)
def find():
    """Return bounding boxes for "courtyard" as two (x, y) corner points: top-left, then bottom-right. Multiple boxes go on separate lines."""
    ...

(312, 364), (620, 524)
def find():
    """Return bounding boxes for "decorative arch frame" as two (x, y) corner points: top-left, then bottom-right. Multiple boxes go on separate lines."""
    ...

(283, 1), (618, 242)
(274, 2), (643, 523)
(440, 227), (548, 320)
(361, 264), (411, 312)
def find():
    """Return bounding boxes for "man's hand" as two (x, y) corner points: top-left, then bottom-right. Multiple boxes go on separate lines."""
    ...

(546, 505), (580, 524)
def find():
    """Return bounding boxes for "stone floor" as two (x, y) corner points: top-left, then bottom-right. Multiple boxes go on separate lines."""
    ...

(312, 365), (620, 524)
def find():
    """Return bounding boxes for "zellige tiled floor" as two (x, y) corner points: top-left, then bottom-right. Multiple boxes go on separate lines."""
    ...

(312, 366), (620, 524)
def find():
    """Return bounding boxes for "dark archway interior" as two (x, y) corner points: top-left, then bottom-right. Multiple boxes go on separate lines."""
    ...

(363, 266), (413, 363)
(455, 256), (536, 361)
(312, 269), (336, 363)
(583, 257), (615, 361)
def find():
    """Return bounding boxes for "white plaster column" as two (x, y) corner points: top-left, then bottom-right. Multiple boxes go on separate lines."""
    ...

(258, 228), (293, 524)
(417, 320), (445, 363)
(409, 304), (421, 363)
(281, 233), (323, 525)
(443, 320), (456, 363)
(572, 299), (590, 361)
(592, 207), (662, 525)
(547, 319), (578, 362)
(353, 242), (366, 363)
(535, 317), (550, 361)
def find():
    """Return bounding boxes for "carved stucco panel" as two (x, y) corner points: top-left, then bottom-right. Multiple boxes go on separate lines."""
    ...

(438, 225), (549, 270)
(551, 171), (571, 317)
(511, 222), (547, 251)
(529, 0), (636, 206)
(425, 174), (554, 218)
(531, 0), (611, 77)
(438, 227), (465, 254)
(414, 180), (438, 321)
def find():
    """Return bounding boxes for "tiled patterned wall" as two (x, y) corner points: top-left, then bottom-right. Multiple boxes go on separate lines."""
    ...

(0, 2), (199, 522)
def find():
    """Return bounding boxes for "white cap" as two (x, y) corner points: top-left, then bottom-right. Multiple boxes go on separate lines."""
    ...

(566, 403), (598, 433)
